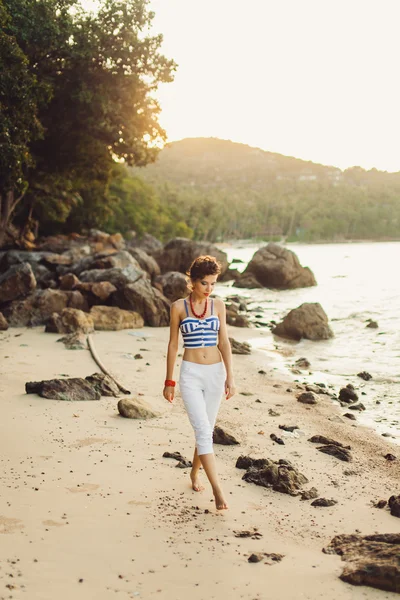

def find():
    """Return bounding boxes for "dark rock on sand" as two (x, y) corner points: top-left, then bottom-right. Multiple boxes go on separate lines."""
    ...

(348, 403), (365, 411)
(236, 456), (269, 470)
(233, 273), (264, 289)
(389, 495), (400, 518)
(357, 371), (372, 381)
(270, 433), (284, 445)
(153, 238), (229, 277)
(374, 500), (388, 509)
(0, 311), (8, 330)
(85, 373), (120, 397)
(279, 425), (299, 433)
(295, 357), (311, 369)
(339, 386), (359, 403)
(324, 533), (400, 593)
(248, 553), (264, 563)
(343, 413), (357, 421)
(229, 338), (251, 355)
(385, 454), (397, 461)
(163, 451), (192, 468)
(117, 397), (157, 419)
(300, 487), (319, 500)
(297, 391), (318, 405)
(234, 529), (262, 539)
(272, 303), (333, 341)
(308, 435), (351, 450)
(0, 262), (36, 304)
(238, 243), (316, 290)
(311, 498), (337, 507)
(366, 320), (379, 329)
(155, 271), (188, 302)
(241, 457), (308, 495)
(26, 378), (101, 401)
(213, 426), (240, 445)
(317, 445), (352, 462)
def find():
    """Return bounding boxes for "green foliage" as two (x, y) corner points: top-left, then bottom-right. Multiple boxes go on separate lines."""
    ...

(1, 0), (176, 239)
(133, 138), (400, 242)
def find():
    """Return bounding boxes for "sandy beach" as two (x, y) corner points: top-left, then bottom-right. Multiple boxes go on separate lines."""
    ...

(1, 325), (399, 600)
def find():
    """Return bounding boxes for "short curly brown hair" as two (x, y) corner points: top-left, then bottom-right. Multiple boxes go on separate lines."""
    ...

(187, 255), (221, 281)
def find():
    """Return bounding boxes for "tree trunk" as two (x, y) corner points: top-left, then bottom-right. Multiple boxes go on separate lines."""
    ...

(0, 189), (24, 248)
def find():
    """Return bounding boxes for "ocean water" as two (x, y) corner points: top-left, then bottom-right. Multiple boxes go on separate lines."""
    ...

(215, 241), (400, 442)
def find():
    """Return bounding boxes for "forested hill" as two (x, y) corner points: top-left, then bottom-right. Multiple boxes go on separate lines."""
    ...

(130, 138), (400, 242)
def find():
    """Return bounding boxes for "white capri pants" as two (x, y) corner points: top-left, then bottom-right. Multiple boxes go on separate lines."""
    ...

(179, 360), (226, 455)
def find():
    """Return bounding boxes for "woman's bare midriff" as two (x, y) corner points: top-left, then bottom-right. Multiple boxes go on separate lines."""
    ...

(183, 346), (222, 365)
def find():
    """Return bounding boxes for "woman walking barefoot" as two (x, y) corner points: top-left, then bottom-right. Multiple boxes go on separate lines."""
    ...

(163, 255), (236, 510)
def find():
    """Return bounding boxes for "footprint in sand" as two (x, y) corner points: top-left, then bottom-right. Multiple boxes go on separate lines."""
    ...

(69, 437), (112, 448)
(128, 500), (151, 507)
(42, 520), (64, 527)
(0, 516), (24, 534)
(66, 483), (100, 493)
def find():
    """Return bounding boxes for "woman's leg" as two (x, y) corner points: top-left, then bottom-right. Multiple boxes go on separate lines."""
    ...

(190, 448), (204, 491)
(198, 452), (228, 510)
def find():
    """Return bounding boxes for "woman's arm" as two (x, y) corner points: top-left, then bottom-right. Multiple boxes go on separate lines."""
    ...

(216, 298), (236, 400)
(163, 301), (181, 403)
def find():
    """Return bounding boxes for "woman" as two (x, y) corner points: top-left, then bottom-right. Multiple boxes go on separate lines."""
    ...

(163, 255), (236, 510)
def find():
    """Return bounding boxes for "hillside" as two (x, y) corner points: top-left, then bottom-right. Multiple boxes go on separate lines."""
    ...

(128, 138), (400, 242)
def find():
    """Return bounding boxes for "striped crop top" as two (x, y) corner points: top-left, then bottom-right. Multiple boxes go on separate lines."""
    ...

(180, 298), (220, 349)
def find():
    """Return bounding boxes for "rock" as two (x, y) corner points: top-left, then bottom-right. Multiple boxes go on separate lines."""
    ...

(236, 459), (308, 496)
(155, 271), (188, 302)
(45, 308), (94, 334)
(270, 433), (284, 445)
(153, 238), (229, 277)
(366, 320), (379, 329)
(357, 371), (372, 381)
(0, 263), (36, 304)
(297, 391), (318, 405)
(295, 357), (311, 369)
(213, 426), (240, 445)
(127, 247), (161, 281)
(163, 451), (192, 468)
(279, 425), (299, 433)
(343, 413), (357, 420)
(0, 311), (8, 330)
(25, 378), (100, 401)
(248, 553), (264, 563)
(112, 278), (170, 326)
(324, 533), (400, 593)
(226, 310), (250, 327)
(234, 529), (262, 539)
(308, 435), (351, 449)
(305, 384), (324, 394)
(348, 403), (365, 411)
(389, 495), (400, 518)
(128, 232), (163, 255)
(90, 306), (144, 330)
(311, 498), (338, 507)
(300, 487), (319, 500)
(87, 251), (139, 272)
(85, 373), (120, 397)
(317, 445), (352, 462)
(236, 456), (270, 470)
(90, 281), (118, 303)
(233, 273), (264, 289)
(57, 333), (87, 350)
(229, 338), (251, 355)
(4, 289), (71, 327)
(374, 500), (388, 509)
(385, 454), (397, 461)
(219, 268), (241, 282)
(79, 265), (144, 288)
(59, 273), (80, 290)
(273, 303), (333, 341)
(239, 243), (317, 289)
(117, 397), (157, 419)
(339, 386), (359, 403)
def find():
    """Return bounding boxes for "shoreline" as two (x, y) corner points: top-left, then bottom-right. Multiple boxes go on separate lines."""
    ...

(1, 325), (399, 599)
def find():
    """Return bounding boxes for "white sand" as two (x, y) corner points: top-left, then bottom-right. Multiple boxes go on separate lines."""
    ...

(0, 325), (399, 600)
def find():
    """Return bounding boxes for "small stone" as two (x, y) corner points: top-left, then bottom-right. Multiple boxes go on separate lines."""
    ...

(311, 498), (337, 507)
(297, 392), (318, 405)
(357, 371), (372, 381)
(270, 433), (284, 445)
(385, 454), (396, 461)
(248, 553), (263, 563)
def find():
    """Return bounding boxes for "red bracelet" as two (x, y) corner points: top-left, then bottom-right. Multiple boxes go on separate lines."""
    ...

(164, 379), (176, 387)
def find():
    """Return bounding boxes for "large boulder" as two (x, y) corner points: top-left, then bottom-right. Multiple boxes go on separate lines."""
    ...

(45, 308), (94, 334)
(79, 265), (144, 288)
(90, 306), (144, 330)
(0, 263), (37, 304)
(153, 238), (229, 277)
(26, 377), (100, 401)
(272, 303), (334, 341)
(71, 251), (140, 277)
(155, 271), (188, 302)
(238, 243), (316, 289)
(128, 232), (163, 255)
(127, 247), (161, 281)
(112, 278), (170, 326)
(0, 311), (8, 330)
(3, 289), (85, 327)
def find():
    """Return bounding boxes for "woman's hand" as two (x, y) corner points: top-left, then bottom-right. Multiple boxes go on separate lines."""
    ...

(163, 386), (175, 403)
(225, 377), (236, 400)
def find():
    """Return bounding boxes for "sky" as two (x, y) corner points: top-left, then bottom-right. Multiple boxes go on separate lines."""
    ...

(149, 0), (400, 172)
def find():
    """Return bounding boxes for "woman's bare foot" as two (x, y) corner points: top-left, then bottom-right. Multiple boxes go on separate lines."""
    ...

(190, 469), (205, 492)
(213, 487), (229, 510)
